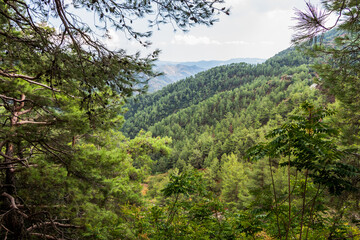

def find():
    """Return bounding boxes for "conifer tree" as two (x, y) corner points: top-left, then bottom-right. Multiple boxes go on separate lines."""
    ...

(293, 0), (360, 143)
(0, 0), (228, 238)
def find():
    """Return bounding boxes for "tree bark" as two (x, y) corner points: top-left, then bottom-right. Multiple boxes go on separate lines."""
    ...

(1, 94), (28, 239)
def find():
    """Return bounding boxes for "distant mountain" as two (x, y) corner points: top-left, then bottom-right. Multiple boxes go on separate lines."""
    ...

(122, 47), (321, 172)
(122, 48), (312, 139)
(149, 58), (266, 92)
(149, 64), (205, 92)
(157, 58), (266, 68)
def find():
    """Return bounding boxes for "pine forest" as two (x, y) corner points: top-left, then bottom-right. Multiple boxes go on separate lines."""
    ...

(0, 0), (359, 239)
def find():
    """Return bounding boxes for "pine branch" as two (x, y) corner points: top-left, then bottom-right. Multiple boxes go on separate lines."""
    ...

(0, 94), (33, 103)
(0, 70), (60, 92)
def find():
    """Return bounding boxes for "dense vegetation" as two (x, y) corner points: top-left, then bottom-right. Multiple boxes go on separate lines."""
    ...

(122, 59), (360, 239)
(121, 6), (360, 238)
(0, 0), (229, 239)
(149, 58), (265, 92)
(1, 0), (359, 239)
(123, 48), (310, 138)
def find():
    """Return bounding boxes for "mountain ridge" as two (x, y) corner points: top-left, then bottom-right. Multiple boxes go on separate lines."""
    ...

(149, 58), (266, 92)
(122, 47), (310, 139)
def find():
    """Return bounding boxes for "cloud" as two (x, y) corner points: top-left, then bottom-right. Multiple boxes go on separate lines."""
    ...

(259, 41), (274, 45)
(229, 0), (307, 13)
(170, 35), (250, 46)
(103, 29), (123, 49)
(102, 0), (323, 61)
(103, 29), (141, 51)
(225, 40), (249, 45)
(171, 34), (221, 45)
(225, 0), (246, 7)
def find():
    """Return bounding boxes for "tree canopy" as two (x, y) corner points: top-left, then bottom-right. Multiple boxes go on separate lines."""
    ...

(118, 1), (360, 238)
(2, 0), (360, 239)
(0, 0), (229, 238)
(293, 0), (360, 143)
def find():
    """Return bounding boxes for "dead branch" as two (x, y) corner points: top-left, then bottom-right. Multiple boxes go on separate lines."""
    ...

(29, 233), (65, 240)
(0, 70), (39, 80)
(0, 159), (27, 166)
(0, 140), (7, 149)
(15, 120), (51, 126)
(0, 224), (14, 233)
(0, 151), (23, 162)
(27, 222), (81, 232)
(42, 142), (70, 155)
(1, 192), (18, 209)
(18, 204), (65, 209)
(13, 164), (38, 172)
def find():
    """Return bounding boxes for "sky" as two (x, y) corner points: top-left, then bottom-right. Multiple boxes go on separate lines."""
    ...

(104, 0), (321, 62)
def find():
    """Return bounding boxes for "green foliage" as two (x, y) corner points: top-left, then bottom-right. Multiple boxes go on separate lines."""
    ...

(293, 1), (360, 144)
(122, 169), (242, 240)
(2, 0), (359, 237)
(162, 169), (205, 198)
(220, 153), (249, 208)
(146, 63), (323, 171)
(0, 0), (229, 238)
(247, 102), (359, 238)
(254, 102), (358, 194)
(13, 130), (171, 239)
(121, 34), (360, 238)
(146, 172), (170, 200)
(122, 49), (311, 138)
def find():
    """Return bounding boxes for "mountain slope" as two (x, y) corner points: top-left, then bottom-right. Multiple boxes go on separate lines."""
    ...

(123, 48), (310, 138)
(149, 64), (205, 92)
(149, 58), (266, 92)
(148, 64), (323, 171)
(157, 57), (265, 68)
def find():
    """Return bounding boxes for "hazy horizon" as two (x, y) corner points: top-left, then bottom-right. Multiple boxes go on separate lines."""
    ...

(105, 0), (321, 62)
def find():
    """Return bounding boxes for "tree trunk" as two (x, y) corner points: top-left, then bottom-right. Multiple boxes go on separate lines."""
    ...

(1, 95), (28, 239)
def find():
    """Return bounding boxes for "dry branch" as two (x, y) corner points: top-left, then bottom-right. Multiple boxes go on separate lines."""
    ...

(27, 222), (81, 232)
(15, 120), (51, 126)
(1, 192), (18, 209)
(29, 233), (66, 240)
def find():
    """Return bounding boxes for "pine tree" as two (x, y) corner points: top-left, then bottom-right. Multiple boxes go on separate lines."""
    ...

(0, 0), (228, 238)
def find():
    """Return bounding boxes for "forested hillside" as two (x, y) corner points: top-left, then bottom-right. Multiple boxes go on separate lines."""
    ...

(1, 0), (359, 239)
(123, 48), (309, 138)
(149, 58), (266, 92)
(123, 46), (326, 172)
(149, 64), (322, 172)
(122, 24), (360, 239)
(0, 0), (232, 239)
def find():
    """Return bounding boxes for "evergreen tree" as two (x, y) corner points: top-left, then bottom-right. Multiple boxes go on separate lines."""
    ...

(0, 0), (228, 238)
(293, 0), (360, 143)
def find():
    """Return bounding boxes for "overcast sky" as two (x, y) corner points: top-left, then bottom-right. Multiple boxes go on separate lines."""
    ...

(105, 0), (321, 62)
